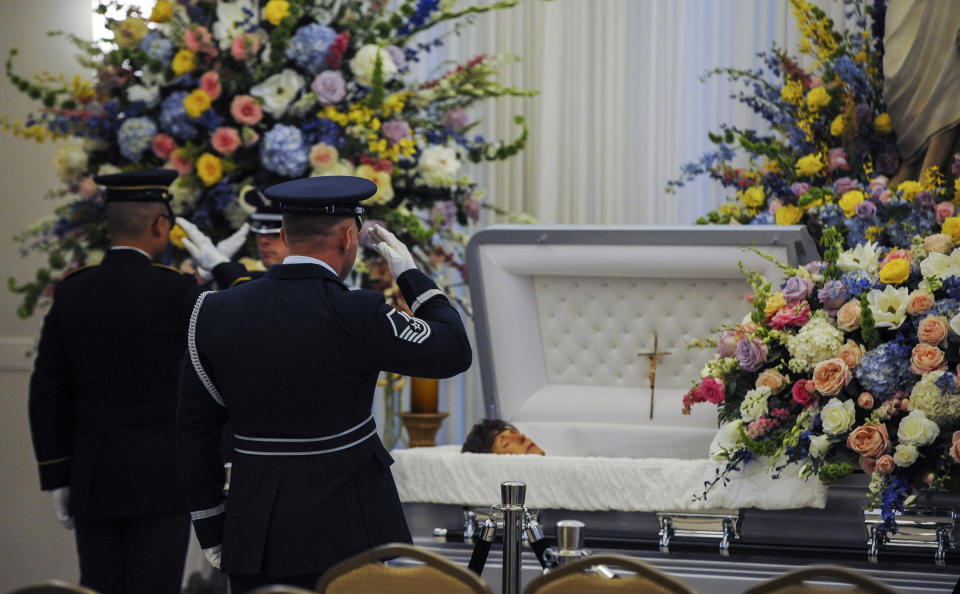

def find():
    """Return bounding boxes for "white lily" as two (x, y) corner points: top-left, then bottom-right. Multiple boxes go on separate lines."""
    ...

(836, 241), (882, 274)
(865, 285), (909, 329)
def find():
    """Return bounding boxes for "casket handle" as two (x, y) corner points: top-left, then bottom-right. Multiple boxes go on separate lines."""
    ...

(658, 517), (674, 553)
(867, 524), (885, 564)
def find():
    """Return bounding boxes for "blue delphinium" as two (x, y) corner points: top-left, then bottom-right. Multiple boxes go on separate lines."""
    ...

(301, 117), (343, 148)
(832, 55), (871, 98)
(855, 336), (912, 399)
(140, 31), (174, 64)
(260, 124), (308, 178)
(117, 117), (157, 161)
(397, 0), (441, 37)
(935, 372), (957, 395)
(159, 91), (197, 140)
(881, 475), (911, 532)
(285, 24), (338, 74)
(841, 269), (876, 298)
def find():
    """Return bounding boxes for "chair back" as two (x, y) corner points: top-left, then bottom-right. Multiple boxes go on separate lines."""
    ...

(523, 553), (697, 594)
(9, 581), (98, 594)
(315, 542), (491, 594)
(743, 565), (898, 594)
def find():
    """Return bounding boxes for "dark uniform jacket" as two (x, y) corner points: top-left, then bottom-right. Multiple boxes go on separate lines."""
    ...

(29, 248), (200, 518)
(212, 261), (262, 289)
(177, 262), (472, 577)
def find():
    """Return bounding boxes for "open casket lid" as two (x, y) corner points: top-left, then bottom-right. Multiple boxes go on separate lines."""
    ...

(465, 225), (818, 459)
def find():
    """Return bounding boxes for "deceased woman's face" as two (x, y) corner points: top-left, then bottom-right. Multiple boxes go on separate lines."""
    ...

(491, 428), (545, 456)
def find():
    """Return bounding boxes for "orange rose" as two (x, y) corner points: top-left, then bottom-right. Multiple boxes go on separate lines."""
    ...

(836, 299), (861, 332)
(910, 343), (946, 375)
(924, 233), (954, 255)
(755, 369), (789, 394)
(858, 392), (874, 408)
(951, 441), (960, 464)
(876, 454), (895, 473)
(846, 423), (890, 457)
(812, 358), (851, 396)
(906, 291), (935, 316)
(917, 315), (949, 346)
(836, 339), (865, 369)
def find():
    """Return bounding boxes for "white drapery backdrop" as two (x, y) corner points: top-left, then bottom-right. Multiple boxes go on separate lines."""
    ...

(404, 0), (859, 446)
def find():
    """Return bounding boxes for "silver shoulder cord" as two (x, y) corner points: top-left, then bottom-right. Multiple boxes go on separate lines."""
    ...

(188, 291), (225, 407)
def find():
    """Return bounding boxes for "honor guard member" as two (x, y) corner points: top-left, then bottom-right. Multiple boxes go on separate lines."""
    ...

(177, 187), (288, 289)
(177, 176), (473, 592)
(28, 169), (199, 594)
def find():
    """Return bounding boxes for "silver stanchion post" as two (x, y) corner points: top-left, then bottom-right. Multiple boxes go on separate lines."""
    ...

(500, 481), (526, 594)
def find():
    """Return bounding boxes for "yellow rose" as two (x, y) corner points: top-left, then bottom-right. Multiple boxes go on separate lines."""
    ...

(942, 216), (960, 243)
(264, 0), (291, 25)
(740, 186), (765, 209)
(879, 259), (910, 285)
(765, 293), (787, 319)
(838, 190), (865, 218)
(196, 153), (223, 186)
(172, 49), (197, 76)
(955, 177), (960, 197)
(109, 17), (148, 47)
(775, 204), (803, 225)
(169, 223), (186, 248)
(795, 153), (825, 176)
(875, 113), (893, 135)
(830, 115), (845, 136)
(897, 180), (922, 201)
(805, 86), (830, 110)
(355, 164), (394, 205)
(183, 89), (212, 118)
(150, 0), (173, 22)
(781, 80), (803, 104)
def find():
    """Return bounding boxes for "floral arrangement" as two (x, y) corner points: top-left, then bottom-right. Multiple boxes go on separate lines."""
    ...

(4, 0), (535, 317)
(667, 0), (959, 251)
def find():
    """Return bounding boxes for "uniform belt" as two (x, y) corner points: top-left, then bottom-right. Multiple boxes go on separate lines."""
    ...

(233, 414), (377, 456)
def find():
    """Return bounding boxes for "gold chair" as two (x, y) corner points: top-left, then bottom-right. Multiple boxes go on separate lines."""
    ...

(315, 542), (491, 594)
(9, 581), (98, 594)
(249, 586), (317, 594)
(523, 554), (697, 594)
(743, 565), (898, 594)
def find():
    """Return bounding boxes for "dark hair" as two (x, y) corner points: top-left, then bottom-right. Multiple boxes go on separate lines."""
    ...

(281, 212), (352, 242)
(461, 419), (515, 453)
(105, 201), (166, 238)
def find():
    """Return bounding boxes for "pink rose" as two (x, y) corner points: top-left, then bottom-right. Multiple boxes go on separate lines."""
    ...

(211, 127), (241, 155)
(230, 95), (262, 126)
(837, 339), (865, 369)
(768, 198), (783, 214)
(905, 291), (935, 316)
(876, 455), (895, 473)
(901, 399), (911, 411)
(858, 392), (874, 408)
(876, 189), (892, 204)
(936, 201), (956, 225)
(716, 330), (739, 358)
(953, 430), (960, 445)
(755, 369), (789, 394)
(151, 133), (177, 160)
(880, 249), (912, 266)
(200, 71), (222, 100)
(859, 456), (877, 474)
(231, 33), (261, 62)
(846, 423), (890, 457)
(836, 299), (862, 332)
(917, 315), (949, 346)
(792, 379), (818, 407)
(924, 234), (954, 255)
(910, 343), (946, 375)
(78, 177), (98, 198)
(184, 26), (213, 53)
(950, 441), (960, 464)
(769, 302), (810, 330)
(169, 149), (193, 174)
(827, 147), (850, 173)
(699, 377), (726, 405)
(812, 358), (852, 396)
(868, 176), (888, 194)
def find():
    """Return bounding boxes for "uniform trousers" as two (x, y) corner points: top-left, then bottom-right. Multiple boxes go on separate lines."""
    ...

(74, 511), (190, 594)
(229, 572), (323, 593)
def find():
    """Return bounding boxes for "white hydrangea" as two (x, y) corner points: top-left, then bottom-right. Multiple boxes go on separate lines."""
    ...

(349, 44), (398, 87)
(53, 144), (88, 183)
(785, 312), (844, 372)
(909, 371), (960, 423)
(740, 386), (771, 422)
(700, 356), (739, 379)
(865, 285), (909, 329)
(126, 84), (160, 108)
(417, 145), (461, 188)
(836, 241), (882, 274)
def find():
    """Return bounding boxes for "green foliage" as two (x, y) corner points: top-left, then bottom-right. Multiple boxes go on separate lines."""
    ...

(859, 292), (879, 349)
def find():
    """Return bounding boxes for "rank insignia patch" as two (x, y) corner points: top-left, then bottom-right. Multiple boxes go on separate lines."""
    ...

(386, 309), (432, 344)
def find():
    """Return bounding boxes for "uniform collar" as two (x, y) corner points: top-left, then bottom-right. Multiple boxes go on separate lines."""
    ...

(104, 246), (152, 263)
(267, 261), (342, 282)
(282, 255), (340, 278)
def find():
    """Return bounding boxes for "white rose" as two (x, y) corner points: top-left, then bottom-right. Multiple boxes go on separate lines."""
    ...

(709, 420), (743, 461)
(808, 433), (831, 458)
(739, 386), (771, 423)
(53, 144), (88, 183)
(349, 44), (398, 87)
(896, 410), (940, 446)
(250, 69), (305, 117)
(212, 0), (256, 50)
(865, 285), (909, 329)
(893, 443), (919, 467)
(950, 311), (960, 338)
(126, 84), (160, 108)
(820, 398), (856, 435)
(417, 145), (461, 188)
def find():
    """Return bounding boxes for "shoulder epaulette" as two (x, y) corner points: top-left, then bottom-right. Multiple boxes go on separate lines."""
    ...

(227, 276), (252, 288)
(151, 263), (188, 275)
(59, 265), (96, 281)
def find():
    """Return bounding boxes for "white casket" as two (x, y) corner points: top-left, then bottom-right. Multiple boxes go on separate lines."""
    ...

(393, 225), (959, 593)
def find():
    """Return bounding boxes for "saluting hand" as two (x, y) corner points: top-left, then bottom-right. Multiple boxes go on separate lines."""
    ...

(216, 223), (250, 260)
(176, 217), (229, 271)
(369, 225), (417, 280)
(51, 487), (73, 530)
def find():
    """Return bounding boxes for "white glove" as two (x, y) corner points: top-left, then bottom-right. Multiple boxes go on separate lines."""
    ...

(203, 544), (222, 569)
(215, 223), (250, 260)
(369, 224), (416, 279)
(176, 217), (229, 270)
(51, 487), (73, 530)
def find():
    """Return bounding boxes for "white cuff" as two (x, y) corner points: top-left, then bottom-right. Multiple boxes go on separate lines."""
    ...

(410, 288), (445, 314)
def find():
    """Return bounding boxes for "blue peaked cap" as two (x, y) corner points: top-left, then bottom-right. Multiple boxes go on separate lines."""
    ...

(264, 176), (375, 217)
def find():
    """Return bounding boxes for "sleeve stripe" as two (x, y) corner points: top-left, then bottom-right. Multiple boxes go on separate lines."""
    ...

(38, 456), (70, 466)
(410, 288), (445, 314)
(190, 502), (226, 520)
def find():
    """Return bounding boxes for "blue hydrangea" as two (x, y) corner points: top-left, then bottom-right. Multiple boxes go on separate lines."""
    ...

(301, 117), (343, 148)
(285, 23), (338, 74)
(855, 337), (912, 399)
(117, 117), (157, 161)
(935, 372), (958, 395)
(260, 124), (308, 178)
(815, 204), (844, 230)
(844, 216), (875, 247)
(140, 31), (174, 64)
(841, 269), (876, 298)
(933, 298), (960, 320)
(159, 91), (197, 140)
(749, 212), (774, 225)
